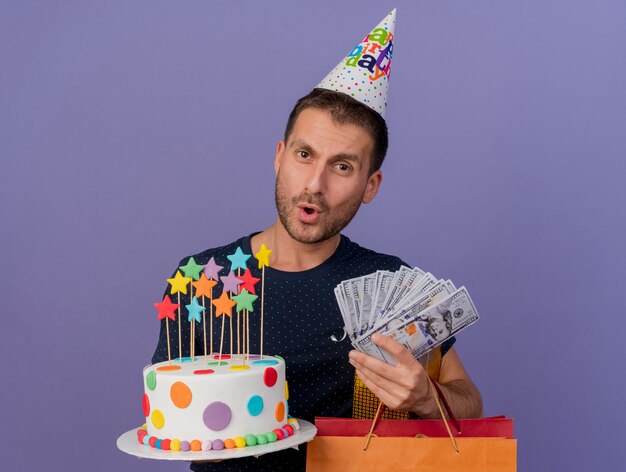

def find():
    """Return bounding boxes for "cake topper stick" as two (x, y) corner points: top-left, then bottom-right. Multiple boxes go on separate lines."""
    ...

(178, 293), (182, 360)
(154, 295), (179, 365)
(227, 247), (250, 359)
(209, 296), (213, 355)
(246, 309), (250, 363)
(180, 257), (205, 359)
(186, 297), (204, 361)
(221, 270), (242, 359)
(202, 298), (206, 356)
(204, 257), (224, 355)
(213, 291), (236, 362)
(167, 270), (192, 362)
(237, 269), (241, 357)
(232, 289), (258, 364)
(166, 318), (172, 362)
(255, 243), (272, 357)
(237, 268), (259, 362)
(230, 314), (233, 357)
(192, 273), (217, 357)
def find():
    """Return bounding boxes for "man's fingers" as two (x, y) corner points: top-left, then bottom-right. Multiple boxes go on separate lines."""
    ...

(349, 350), (400, 384)
(350, 357), (404, 397)
(372, 334), (418, 367)
(355, 368), (396, 408)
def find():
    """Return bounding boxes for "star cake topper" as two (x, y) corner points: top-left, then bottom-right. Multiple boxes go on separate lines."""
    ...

(204, 257), (224, 281)
(154, 295), (179, 321)
(212, 291), (236, 318)
(186, 297), (205, 323)
(232, 288), (258, 313)
(167, 270), (192, 295)
(226, 247), (251, 272)
(180, 257), (205, 281)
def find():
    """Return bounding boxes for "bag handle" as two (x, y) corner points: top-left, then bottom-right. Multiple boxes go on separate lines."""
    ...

(429, 377), (462, 436)
(363, 378), (460, 453)
(427, 377), (459, 453)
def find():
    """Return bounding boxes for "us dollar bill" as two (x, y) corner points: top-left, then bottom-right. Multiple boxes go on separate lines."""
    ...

(384, 267), (426, 314)
(369, 270), (395, 330)
(353, 286), (479, 364)
(359, 274), (377, 335)
(378, 266), (412, 317)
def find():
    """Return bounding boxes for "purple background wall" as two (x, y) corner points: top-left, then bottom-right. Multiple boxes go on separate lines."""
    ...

(2, 1), (624, 470)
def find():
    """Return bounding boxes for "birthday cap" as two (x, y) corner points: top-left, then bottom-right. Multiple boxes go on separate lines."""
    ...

(316, 9), (396, 118)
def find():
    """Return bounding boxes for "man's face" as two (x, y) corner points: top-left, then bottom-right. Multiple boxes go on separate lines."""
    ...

(274, 108), (382, 244)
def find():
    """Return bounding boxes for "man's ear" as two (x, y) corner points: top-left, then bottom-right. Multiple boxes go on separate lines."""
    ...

(274, 140), (286, 176)
(362, 170), (382, 204)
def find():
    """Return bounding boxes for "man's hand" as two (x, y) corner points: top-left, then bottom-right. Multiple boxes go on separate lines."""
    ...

(349, 333), (483, 419)
(348, 333), (438, 417)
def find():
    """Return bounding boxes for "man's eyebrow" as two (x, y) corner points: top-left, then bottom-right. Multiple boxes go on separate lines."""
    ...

(333, 153), (360, 163)
(289, 139), (312, 150)
(289, 139), (362, 164)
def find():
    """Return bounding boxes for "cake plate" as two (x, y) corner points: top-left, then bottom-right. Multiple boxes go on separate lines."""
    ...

(117, 419), (317, 461)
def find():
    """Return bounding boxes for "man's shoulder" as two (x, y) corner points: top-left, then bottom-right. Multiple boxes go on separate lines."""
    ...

(340, 235), (408, 270)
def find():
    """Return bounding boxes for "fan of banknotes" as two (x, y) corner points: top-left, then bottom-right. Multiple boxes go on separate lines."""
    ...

(335, 266), (480, 365)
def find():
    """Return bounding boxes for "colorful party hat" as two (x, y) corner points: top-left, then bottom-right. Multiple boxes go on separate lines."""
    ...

(316, 9), (396, 118)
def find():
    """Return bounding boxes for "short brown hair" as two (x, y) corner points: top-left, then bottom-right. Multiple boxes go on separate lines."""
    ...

(284, 88), (388, 174)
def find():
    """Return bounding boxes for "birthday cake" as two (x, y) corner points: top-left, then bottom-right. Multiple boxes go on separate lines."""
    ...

(138, 354), (299, 451)
(137, 244), (302, 451)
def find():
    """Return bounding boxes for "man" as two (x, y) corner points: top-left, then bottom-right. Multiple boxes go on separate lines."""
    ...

(152, 11), (481, 471)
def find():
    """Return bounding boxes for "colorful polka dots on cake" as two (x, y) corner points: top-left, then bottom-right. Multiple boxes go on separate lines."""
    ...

(136, 422), (298, 453)
(170, 439), (181, 451)
(142, 394), (150, 417)
(151, 409), (165, 429)
(138, 355), (297, 454)
(170, 381), (192, 408)
(263, 367), (278, 387)
(146, 371), (157, 390)
(247, 395), (264, 416)
(252, 359), (278, 366)
(193, 369), (215, 375)
(275, 401), (285, 422)
(203, 401), (232, 431)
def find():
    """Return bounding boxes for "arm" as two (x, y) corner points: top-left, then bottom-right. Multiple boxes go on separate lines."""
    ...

(348, 333), (482, 419)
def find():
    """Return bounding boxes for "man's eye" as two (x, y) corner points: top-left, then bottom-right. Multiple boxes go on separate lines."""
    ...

(336, 163), (351, 172)
(298, 151), (309, 159)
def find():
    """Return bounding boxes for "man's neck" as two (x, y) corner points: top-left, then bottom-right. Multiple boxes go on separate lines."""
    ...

(250, 219), (341, 272)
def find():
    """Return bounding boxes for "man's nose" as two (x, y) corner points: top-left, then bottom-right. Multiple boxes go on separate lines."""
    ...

(304, 163), (327, 194)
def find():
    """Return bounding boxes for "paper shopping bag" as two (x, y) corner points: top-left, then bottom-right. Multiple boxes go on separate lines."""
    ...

(306, 436), (516, 472)
(314, 415), (514, 438)
(306, 416), (517, 472)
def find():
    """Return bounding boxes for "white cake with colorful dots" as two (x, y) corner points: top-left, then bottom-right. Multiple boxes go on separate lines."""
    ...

(138, 354), (299, 451)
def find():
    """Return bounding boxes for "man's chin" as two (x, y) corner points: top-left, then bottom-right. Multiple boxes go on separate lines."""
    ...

(285, 221), (335, 245)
